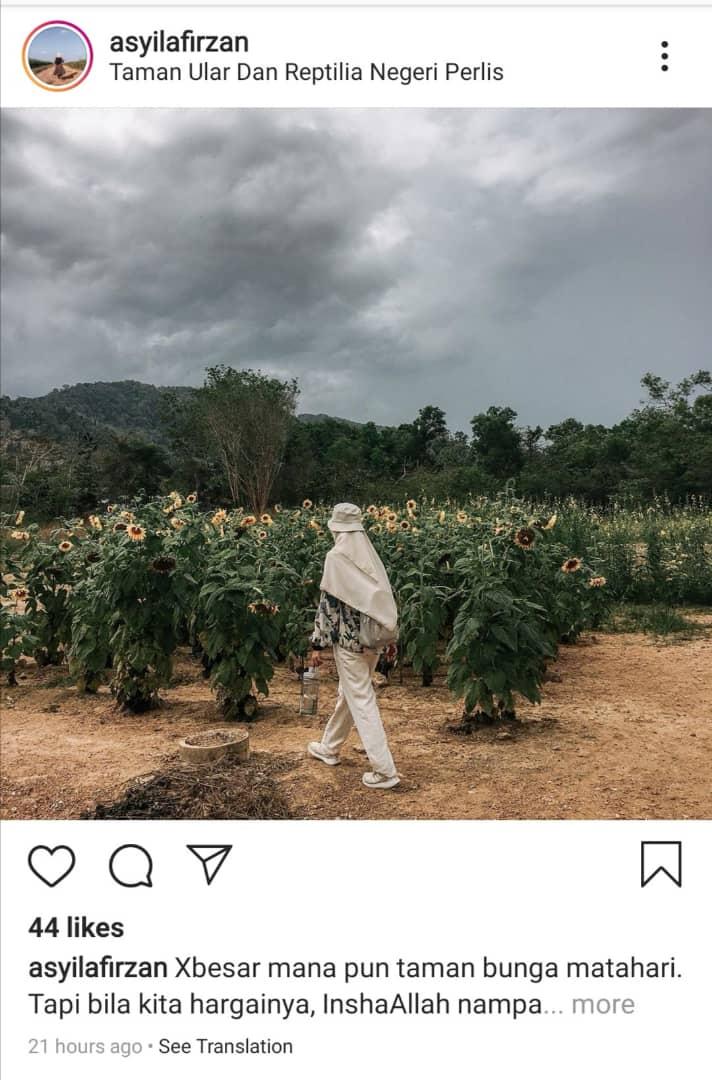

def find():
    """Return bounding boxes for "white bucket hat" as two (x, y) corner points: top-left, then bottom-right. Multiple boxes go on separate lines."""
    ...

(327, 503), (364, 533)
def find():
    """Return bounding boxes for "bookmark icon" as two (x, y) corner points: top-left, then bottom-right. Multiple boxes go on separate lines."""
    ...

(640, 841), (682, 888)
(187, 845), (232, 885)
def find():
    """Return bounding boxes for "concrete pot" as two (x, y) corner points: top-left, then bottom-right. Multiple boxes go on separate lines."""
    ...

(179, 729), (250, 765)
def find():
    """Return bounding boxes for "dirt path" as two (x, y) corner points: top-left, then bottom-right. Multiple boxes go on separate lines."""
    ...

(2, 627), (711, 820)
(31, 65), (81, 86)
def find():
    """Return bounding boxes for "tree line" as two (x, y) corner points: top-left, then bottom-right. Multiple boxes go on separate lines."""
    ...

(2, 367), (710, 517)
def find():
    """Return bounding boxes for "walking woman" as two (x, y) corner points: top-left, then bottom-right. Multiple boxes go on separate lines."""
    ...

(307, 503), (400, 790)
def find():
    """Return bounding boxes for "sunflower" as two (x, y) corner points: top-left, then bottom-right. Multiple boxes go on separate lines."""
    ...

(211, 509), (228, 526)
(588, 575), (607, 588)
(9, 587), (28, 601)
(15, 510), (25, 525)
(58, 540), (73, 552)
(248, 599), (280, 616)
(366, 504), (378, 516)
(399, 520), (410, 531)
(106, 505), (115, 514)
(88, 514), (102, 530)
(260, 513), (273, 526)
(543, 514), (558, 530)
(113, 521), (128, 533)
(308, 519), (322, 532)
(456, 511), (468, 524)
(170, 517), (185, 530)
(406, 499), (417, 512)
(127, 525), (146, 542)
(120, 510), (134, 523)
(241, 515), (257, 527)
(10, 530), (30, 541)
(386, 521), (398, 533)
(561, 557), (582, 574)
(369, 524), (383, 534)
(302, 499), (313, 510)
(257, 529), (268, 540)
(386, 511), (398, 523)
(151, 556), (177, 574)
(186, 493), (198, 504)
(273, 504), (282, 513)
(514, 527), (536, 550)
(411, 526), (420, 535)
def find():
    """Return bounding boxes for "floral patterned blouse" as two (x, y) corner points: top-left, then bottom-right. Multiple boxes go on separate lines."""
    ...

(311, 591), (363, 653)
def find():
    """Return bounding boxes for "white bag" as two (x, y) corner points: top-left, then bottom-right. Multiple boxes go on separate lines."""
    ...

(359, 613), (399, 650)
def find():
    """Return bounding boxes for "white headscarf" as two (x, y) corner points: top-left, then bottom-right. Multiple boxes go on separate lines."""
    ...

(320, 520), (398, 631)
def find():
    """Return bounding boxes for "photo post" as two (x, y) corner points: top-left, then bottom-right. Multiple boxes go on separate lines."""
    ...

(0, 2), (710, 1077)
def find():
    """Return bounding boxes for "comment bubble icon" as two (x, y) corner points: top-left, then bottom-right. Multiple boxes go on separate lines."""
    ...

(109, 844), (153, 888)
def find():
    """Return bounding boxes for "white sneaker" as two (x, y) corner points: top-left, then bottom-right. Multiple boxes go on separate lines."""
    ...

(362, 771), (400, 790)
(308, 741), (340, 766)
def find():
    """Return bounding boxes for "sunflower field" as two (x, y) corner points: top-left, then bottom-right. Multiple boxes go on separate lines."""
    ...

(2, 493), (710, 722)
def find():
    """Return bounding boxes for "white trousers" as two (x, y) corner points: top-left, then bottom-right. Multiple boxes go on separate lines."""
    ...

(320, 646), (398, 778)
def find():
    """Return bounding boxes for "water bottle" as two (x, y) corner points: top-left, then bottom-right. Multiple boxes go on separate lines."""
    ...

(299, 667), (320, 716)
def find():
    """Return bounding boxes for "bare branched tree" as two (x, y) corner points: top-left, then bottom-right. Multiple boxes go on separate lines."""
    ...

(0, 434), (55, 514)
(196, 366), (299, 513)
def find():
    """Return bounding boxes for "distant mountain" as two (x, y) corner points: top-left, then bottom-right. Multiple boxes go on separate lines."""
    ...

(298, 413), (362, 427)
(1, 380), (194, 444)
(0, 381), (365, 446)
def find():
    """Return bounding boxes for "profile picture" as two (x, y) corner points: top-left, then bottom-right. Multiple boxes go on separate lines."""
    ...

(22, 21), (93, 91)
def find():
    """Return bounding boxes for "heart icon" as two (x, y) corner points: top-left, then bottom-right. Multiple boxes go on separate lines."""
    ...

(28, 845), (76, 887)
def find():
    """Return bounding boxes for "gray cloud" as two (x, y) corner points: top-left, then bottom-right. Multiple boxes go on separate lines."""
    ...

(2, 108), (710, 430)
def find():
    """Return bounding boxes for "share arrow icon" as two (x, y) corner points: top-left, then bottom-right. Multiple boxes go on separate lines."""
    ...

(187, 845), (232, 885)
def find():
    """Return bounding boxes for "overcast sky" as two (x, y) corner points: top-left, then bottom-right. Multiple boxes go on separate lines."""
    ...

(2, 108), (710, 430)
(27, 26), (87, 63)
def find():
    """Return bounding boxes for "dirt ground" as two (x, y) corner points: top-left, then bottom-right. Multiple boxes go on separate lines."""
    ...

(31, 64), (81, 86)
(2, 624), (711, 820)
